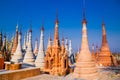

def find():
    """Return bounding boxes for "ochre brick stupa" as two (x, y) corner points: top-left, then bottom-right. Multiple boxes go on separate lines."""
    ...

(97, 20), (112, 66)
(44, 13), (69, 76)
(74, 8), (98, 79)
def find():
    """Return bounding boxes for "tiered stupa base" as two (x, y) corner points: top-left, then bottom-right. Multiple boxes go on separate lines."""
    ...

(23, 57), (35, 65)
(35, 60), (44, 69)
(74, 61), (98, 80)
(11, 55), (23, 63)
(35, 54), (45, 69)
(97, 55), (112, 66)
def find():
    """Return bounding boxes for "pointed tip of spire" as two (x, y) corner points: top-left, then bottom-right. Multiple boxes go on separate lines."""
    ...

(82, 0), (87, 24)
(92, 43), (94, 50)
(19, 24), (22, 35)
(96, 44), (98, 48)
(0, 29), (2, 35)
(49, 34), (52, 41)
(65, 37), (68, 45)
(102, 17), (105, 26)
(16, 23), (18, 32)
(29, 22), (32, 32)
(41, 19), (44, 31)
(62, 36), (64, 41)
(55, 10), (59, 24)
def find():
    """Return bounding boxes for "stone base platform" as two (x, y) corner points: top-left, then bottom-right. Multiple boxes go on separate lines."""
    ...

(0, 67), (40, 80)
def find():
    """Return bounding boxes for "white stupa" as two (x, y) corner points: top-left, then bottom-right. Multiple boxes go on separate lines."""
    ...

(11, 31), (23, 63)
(68, 40), (75, 65)
(34, 38), (39, 56)
(35, 25), (45, 69)
(65, 38), (69, 53)
(23, 34), (27, 50)
(23, 27), (35, 65)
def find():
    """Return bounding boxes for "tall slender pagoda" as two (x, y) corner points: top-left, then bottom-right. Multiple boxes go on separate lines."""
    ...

(35, 23), (45, 69)
(11, 24), (19, 57)
(97, 19), (112, 66)
(34, 38), (39, 56)
(23, 24), (35, 65)
(11, 31), (23, 63)
(23, 34), (27, 51)
(74, 1), (98, 79)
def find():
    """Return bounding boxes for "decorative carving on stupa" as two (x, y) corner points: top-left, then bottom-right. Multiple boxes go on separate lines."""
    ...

(35, 24), (45, 69)
(11, 31), (23, 63)
(23, 24), (35, 65)
(11, 24), (19, 57)
(97, 19), (112, 67)
(44, 13), (69, 75)
(34, 38), (39, 56)
(74, 2), (98, 79)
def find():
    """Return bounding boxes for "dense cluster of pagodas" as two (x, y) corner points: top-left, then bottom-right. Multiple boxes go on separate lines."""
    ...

(0, 9), (119, 80)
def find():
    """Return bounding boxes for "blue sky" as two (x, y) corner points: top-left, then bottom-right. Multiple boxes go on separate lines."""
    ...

(0, 0), (120, 52)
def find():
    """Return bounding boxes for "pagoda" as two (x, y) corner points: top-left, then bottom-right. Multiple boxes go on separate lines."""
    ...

(34, 38), (39, 56)
(35, 24), (45, 69)
(23, 34), (27, 51)
(74, 3), (98, 79)
(11, 31), (23, 63)
(44, 12), (69, 75)
(68, 40), (75, 65)
(11, 24), (19, 57)
(23, 24), (35, 65)
(97, 19), (112, 66)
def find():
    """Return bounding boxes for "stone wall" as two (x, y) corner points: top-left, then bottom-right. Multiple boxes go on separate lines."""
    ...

(0, 67), (40, 80)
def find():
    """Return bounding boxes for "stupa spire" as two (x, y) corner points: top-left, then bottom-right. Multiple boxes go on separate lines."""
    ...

(53, 11), (60, 47)
(47, 34), (52, 48)
(23, 33), (27, 50)
(102, 18), (108, 46)
(65, 37), (69, 53)
(11, 31), (23, 63)
(82, 0), (87, 24)
(34, 38), (38, 56)
(97, 18), (112, 66)
(23, 23), (35, 65)
(69, 40), (72, 57)
(11, 23), (19, 56)
(35, 22), (45, 69)
(74, 0), (98, 79)
(61, 36), (65, 50)
(16, 23), (18, 32)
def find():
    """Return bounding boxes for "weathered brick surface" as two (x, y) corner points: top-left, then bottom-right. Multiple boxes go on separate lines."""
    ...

(0, 58), (4, 69)
(0, 68), (40, 80)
